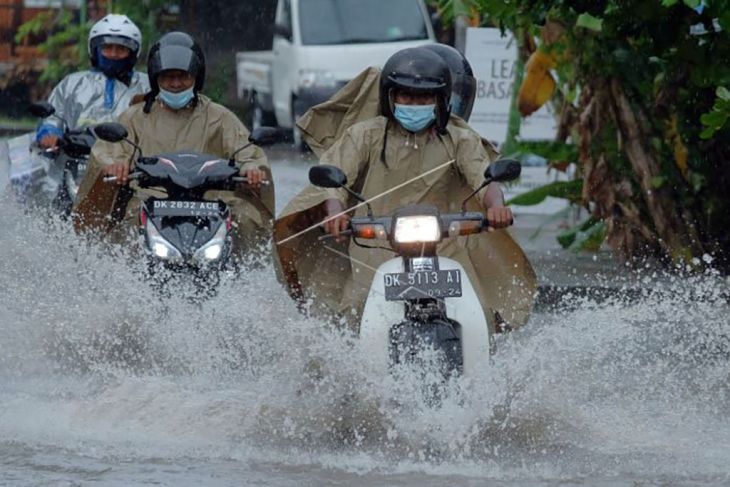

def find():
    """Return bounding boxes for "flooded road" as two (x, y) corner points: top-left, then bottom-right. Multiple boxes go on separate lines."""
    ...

(1, 143), (729, 486)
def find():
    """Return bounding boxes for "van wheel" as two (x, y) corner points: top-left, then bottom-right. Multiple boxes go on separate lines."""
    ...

(248, 95), (275, 130)
(292, 123), (305, 151)
(291, 104), (309, 152)
(252, 104), (264, 130)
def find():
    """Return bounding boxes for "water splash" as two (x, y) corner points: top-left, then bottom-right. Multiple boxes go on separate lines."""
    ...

(0, 194), (729, 484)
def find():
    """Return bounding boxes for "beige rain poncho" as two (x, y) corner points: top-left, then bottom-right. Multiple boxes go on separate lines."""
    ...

(73, 94), (275, 259)
(274, 68), (536, 332)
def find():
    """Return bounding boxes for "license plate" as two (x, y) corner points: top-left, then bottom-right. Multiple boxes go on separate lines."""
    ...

(384, 269), (462, 301)
(152, 200), (220, 217)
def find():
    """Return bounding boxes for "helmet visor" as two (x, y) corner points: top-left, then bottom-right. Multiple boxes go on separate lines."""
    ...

(387, 73), (447, 92)
(451, 75), (476, 121)
(157, 45), (199, 75)
(97, 34), (139, 53)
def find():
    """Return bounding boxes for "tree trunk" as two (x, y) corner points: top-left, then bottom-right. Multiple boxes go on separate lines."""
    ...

(609, 79), (704, 262)
(578, 83), (653, 260)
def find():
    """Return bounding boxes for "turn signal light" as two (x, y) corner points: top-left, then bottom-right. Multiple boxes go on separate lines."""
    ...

(448, 219), (482, 237)
(353, 224), (387, 240)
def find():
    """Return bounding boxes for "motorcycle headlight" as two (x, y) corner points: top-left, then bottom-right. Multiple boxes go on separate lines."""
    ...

(193, 221), (228, 263)
(298, 69), (337, 89)
(202, 243), (222, 260)
(152, 241), (177, 259)
(393, 215), (440, 244)
(145, 218), (182, 260)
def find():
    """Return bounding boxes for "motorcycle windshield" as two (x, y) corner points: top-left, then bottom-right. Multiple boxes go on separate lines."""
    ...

(139, 151), (238, 189)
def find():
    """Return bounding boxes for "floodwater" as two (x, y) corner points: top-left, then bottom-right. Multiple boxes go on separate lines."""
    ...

(1, 150), (729, 486)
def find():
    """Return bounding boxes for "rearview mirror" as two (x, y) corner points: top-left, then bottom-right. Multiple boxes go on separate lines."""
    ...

(273, 22), (292, 41)
(249, 126), (280, 146)
(28, 101), (55, 118)
(309, 165), (347, 188)
(484, 159), (521, 183)
(93, 122), (128, 143)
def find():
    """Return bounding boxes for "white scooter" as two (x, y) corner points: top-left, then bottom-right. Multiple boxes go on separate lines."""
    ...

(27, 101), (94, 217)
(308, 159), (522, 382)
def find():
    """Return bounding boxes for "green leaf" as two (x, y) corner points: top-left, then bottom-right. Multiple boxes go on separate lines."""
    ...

(700, 88), (730, 139)
(511, 141), (579, 162)
(717, 86), (730, 102)
(557, 226), (578, 248)
(430, 0), (478, 24)
(576, 13), (603, 31)
(661, 0), (680, 6)
(700, 126), (716, 139)
(569, 220), (607, 252)
(651, 176), (666, 188)
(14, 12), (51, 43)
(682, 0), (701, 8)
(507, 179), (583, 206)
(719, 11), (730, 31)
(557, 218), (602, 249)
(527, 207), (572, 241)
(701, 110), (724, 126)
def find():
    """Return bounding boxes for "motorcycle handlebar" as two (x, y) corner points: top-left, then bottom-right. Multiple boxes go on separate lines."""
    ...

(103, 171), (141, 183)
(343, 212), (515, 239)
(317, 212), (514, 242)
(318, 229), (353, 241)
(231, 176), (271, 186)
(102, 173), (271, 186)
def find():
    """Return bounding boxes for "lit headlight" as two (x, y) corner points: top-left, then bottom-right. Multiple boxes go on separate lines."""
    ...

(153, 242), (176, 259)
(393, 215), (440, 243)
(298, 69), (337, 88)
(193, 221), (228, 263)
(145, 218), (182, 260)
(202, 243), (222, 260)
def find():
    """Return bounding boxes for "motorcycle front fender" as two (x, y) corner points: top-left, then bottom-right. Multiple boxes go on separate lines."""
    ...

(359, 256), (491, 377)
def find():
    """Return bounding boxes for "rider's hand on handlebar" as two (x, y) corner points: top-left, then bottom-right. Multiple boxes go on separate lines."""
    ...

(238, 163), (268, 190)
(485, 206), (513, 230)
(323, 198), (351, 242)
(39, 134), (59, 150)
(103, 162), (130, 185)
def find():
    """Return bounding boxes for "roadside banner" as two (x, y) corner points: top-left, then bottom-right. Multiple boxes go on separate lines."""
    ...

(464, 27), (557, 145)
(465, 27), (568, 215)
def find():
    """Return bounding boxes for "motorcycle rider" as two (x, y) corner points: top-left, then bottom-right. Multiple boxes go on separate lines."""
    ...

(422, 43), (477, 122)
(35, 14), (149, 148)
(274, 47), (536, 333)
(73, 31), (274, 261)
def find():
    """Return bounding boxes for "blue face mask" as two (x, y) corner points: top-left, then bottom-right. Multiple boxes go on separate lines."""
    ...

(97, 51), (134, 81)
(393, 103), (436, 133)
(159, 87), (195, 110)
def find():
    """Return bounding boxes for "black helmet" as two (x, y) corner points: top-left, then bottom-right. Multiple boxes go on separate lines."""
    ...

(379, 48), (452, 134)
(147, 32), (206, 96)
(422, 44), (477, 121)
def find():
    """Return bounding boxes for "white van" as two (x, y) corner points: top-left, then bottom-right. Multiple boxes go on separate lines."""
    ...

(237, 0), (435, 146)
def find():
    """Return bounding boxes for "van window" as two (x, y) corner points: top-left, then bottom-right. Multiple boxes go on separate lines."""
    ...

(299, 0), (428, 46)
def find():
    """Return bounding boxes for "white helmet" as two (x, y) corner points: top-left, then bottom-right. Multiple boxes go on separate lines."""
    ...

(88, 14), (142, 67)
